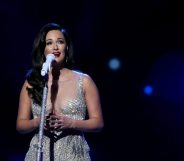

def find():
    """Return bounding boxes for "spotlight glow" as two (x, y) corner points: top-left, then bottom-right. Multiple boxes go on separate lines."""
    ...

(108, 58), (121, 70)
(144, 85), (153, 95)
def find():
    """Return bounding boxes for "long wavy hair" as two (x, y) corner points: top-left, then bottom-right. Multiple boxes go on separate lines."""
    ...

(26, 23), (74, 105)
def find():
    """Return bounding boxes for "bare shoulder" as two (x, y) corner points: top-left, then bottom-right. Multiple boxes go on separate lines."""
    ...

(80, 72), (98, 92)
(22, 80), (32, 89)
(72, 70), (96, 89)
(82, 73), (93, 84)
(19, 80), (32, 101)
(72, 70), (93, 83)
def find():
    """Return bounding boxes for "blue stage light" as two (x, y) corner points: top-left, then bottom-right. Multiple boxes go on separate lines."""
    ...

(144, 85), (153, 95)
(108, 58), (121, 70)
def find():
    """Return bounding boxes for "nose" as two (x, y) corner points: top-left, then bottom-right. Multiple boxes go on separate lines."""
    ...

(53, 42), (58, 50)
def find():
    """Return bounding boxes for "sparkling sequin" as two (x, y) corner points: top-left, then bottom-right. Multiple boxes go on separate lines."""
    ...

(25, 72), (91, 161)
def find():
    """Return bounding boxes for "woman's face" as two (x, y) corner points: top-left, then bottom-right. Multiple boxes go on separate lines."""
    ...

(44, 30), (67, 64)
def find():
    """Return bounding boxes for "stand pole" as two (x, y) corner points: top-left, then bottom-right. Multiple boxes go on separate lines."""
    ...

(36, 80), (48, 161)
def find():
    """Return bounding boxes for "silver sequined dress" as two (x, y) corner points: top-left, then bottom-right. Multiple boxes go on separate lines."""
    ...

(25, 72), (91, 161)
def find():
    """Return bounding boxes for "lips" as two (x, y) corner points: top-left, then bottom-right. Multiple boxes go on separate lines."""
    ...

(53, 52), (61, 57)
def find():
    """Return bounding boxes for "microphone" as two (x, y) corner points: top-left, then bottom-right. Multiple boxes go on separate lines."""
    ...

(41, 53), (55, 76)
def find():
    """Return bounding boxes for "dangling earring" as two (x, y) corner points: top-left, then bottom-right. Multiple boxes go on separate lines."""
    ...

(65, 46), (69, 63)
(66, 46), (69, 53)
(66, 57), (68, 63)
(42, 55), (45, 62)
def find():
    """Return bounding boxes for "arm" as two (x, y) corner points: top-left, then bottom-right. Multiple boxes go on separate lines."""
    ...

(73, 74), (104, 132)
(16, 80), (40, 134)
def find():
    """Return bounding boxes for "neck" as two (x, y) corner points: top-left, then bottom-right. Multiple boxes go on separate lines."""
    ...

(51, 62), (64, 80)
(51, 67), (69, 81)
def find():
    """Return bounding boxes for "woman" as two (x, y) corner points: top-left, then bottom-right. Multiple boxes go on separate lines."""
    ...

(16, 23), (104, 161)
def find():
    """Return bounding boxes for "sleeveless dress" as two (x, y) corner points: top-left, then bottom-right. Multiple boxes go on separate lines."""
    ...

(24, 72), (91, 161)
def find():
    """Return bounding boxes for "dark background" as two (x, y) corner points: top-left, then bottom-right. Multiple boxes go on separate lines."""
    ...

(1, 0), (184, 160)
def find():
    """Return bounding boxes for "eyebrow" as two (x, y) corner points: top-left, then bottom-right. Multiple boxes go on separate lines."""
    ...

(46, 38), (64, 41)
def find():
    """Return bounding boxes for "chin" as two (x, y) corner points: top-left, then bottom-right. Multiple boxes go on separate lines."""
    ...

(53, 59), (63, 65)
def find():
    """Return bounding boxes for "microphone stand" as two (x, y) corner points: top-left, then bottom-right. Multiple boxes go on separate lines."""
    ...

(36, 76), (48, 161)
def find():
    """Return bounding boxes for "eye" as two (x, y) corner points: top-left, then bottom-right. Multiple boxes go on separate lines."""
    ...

(46, 41), (52, 45)
(57, 40), (64, 44)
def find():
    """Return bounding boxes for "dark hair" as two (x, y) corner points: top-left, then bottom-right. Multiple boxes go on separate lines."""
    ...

(26, 23), (74, 105)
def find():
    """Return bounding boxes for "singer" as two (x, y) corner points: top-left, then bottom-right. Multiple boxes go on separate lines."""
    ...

(16, 23), (104, 161)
